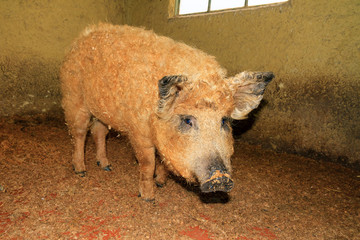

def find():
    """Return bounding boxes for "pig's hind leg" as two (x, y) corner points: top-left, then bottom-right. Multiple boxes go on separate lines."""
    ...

(91, 119), (111, 171)
(64, 105), (91, 177)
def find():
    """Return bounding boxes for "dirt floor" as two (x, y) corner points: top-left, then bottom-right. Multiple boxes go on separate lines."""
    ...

(0, 115), (359, 240)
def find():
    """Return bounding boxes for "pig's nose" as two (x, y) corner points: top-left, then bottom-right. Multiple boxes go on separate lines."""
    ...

(200, 169), (234, 193)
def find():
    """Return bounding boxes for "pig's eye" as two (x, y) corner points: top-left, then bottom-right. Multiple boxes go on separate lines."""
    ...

(184, 118), (193, 126)
(179, 115), (197, 132)
(221, 117), (230, 130)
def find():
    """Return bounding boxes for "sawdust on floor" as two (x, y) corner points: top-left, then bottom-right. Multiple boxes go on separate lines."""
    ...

(0, 115), (359, 239)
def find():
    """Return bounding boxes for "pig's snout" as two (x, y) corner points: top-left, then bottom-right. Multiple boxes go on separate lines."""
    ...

(200, 170), (233, 193)
(200, 161), (234, 193)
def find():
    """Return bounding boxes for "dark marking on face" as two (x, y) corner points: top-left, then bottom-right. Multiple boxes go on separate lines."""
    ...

(158, 75), (186, 99)
(253, 72), (275, 96)
(157, 75), (187, 115)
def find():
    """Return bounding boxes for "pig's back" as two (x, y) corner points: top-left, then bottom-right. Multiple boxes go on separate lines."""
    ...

(61, 23), (225, 132)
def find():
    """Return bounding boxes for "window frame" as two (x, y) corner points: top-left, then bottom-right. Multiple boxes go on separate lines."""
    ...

(173, 0), (290, 17)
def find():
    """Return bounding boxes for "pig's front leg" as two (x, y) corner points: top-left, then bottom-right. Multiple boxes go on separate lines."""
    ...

(155, 160), (168, 187)
(131, 138), (156, 201)
(137, 147), (156, 201)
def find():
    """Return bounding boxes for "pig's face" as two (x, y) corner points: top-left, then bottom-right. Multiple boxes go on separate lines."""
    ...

(151, 72), (274, 192)
(152, 103), (235, 189)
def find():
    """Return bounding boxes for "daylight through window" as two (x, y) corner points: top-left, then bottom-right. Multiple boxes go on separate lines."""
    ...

(177, 0), (288, 15)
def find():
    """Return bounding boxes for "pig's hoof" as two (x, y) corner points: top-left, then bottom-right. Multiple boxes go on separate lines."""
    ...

(102, 165), (112, 171)
(137, 193), (155, 203)
(201, 172), (234, 193)
(145, 198), (155, 203)
(155, 182), (165, 188)
(75, 171), (87, 177)
(97, 162), (112, 171)
(103, 165), (112, 171)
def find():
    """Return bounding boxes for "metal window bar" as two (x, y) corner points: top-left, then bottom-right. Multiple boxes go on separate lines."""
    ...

(175, 0), (180, 15)
(207, 0), (212, 12)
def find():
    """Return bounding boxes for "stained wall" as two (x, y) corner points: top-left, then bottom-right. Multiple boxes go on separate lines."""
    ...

(0, 0), (124, 116)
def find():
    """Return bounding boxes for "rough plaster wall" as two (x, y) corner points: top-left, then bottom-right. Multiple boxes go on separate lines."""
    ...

(124, 0), (360, 166)
(0, 0), (124, 116)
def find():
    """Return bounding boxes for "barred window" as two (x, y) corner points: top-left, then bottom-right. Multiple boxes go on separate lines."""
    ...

(176, 0), (288, 15)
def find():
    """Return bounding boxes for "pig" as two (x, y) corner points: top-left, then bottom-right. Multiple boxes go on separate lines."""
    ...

(60, 23), (274, 201)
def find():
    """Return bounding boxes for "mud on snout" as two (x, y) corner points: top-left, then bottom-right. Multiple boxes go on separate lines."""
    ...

(196, 157), (234, 193)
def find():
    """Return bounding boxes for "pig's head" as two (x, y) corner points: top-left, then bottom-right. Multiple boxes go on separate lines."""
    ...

(150, 71), (274, 193)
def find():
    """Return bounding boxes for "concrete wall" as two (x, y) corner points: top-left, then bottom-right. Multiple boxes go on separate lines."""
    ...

(0, 0), (359, 167)
(0, 0), (124, 116)
(124, 0), (360, 167)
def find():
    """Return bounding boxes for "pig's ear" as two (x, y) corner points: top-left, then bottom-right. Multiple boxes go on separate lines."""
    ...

(157, 75), (188, 117)
(229, 71), (274, 120)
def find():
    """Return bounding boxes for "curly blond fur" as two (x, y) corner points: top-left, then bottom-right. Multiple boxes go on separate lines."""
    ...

(60, 23), (273, 200)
